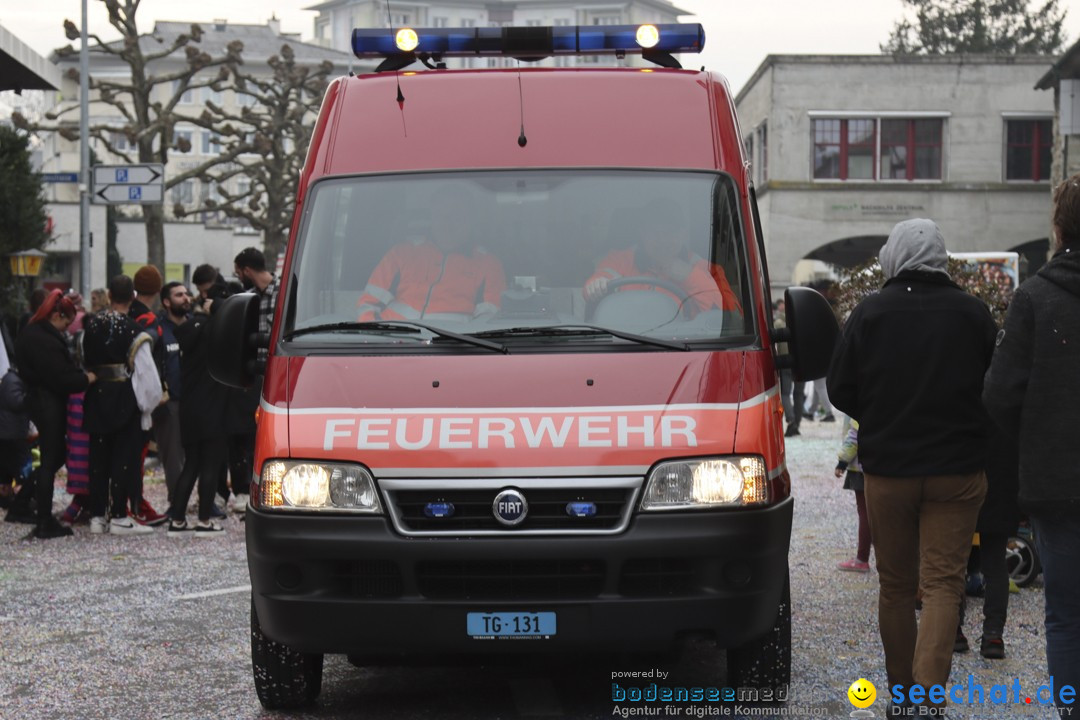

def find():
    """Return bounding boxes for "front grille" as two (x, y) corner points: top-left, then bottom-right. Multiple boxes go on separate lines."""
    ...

(619, 557), (697, 597)
(333, 559), (404, 599)
(391, 487), (633, 533)
(417, 559), (605, 600)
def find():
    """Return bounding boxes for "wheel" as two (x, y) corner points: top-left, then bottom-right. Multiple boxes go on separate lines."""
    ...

(727, 570), (791, 700)
(1006, 535), (1041, 588)
(591, 275), (693, 330)
(250, 597), (324, 709)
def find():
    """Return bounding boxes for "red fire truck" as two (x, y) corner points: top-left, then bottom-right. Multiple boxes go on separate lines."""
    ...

(211, 22), (838, 709)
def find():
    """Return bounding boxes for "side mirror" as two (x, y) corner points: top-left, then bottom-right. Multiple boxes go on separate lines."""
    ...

(208, 292), (261, 389)
(778, 286), (839, 382)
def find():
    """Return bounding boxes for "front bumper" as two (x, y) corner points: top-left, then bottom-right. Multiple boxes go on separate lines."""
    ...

(246, 496), (793, 656)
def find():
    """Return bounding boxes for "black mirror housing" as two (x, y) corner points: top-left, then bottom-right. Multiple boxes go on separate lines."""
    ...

(783, 286), (839, 382)
(208, 292), (261, 389)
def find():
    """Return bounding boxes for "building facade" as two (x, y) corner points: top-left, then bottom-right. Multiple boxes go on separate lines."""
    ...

(306, 0), (689, 68)
(736, 54), (1056, 295)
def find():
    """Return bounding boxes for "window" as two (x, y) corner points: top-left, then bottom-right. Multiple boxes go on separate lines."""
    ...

(812, 117), (944, 181)
(592, 15), (621, 25)
(460, 18), (476, 28)
(109, 130), (130, 153)
(554, 18), (571, 26)
(236, 90), (257, 108)
(172, 80), (194, 104)
(202, 131), (222, 155)
(171, 180), (193, 205)
(387, 13), (411, 27)
(287, 170), (754, 347)
(743, 134), (753, 168)
(204, 85), (223, 106)
(173, 130), (193, 154)
(432, 16), (448, 28)
(757, 122), (768, 183)
(1005, 119), (1052, 181)
(880, 119), (942, 180)
(524, 19), (542, 27)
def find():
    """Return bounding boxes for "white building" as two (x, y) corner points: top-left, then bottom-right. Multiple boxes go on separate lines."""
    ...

(307, 0), (689, 68)
(736, 54), (1057, 295)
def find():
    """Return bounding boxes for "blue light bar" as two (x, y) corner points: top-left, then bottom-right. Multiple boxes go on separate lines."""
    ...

(565, 501), (598, 518)
(352, 23), (705, 61)
(424, 502), (455, 518)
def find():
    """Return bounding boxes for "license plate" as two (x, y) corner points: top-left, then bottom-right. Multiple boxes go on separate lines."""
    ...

(467, 611), (556, 639)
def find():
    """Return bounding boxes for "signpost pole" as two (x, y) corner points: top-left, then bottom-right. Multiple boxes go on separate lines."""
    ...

(79, 0), (91, 299)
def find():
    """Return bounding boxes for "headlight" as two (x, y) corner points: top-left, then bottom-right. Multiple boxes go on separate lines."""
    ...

(257, 461), (383, 513)
(640, 456), (769, 510)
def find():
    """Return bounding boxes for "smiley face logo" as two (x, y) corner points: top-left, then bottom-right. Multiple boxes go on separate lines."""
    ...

(848, 678), (876, 708)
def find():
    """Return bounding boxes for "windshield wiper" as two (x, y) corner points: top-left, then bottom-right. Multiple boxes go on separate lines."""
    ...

(470, 324), (690, 351)
(285, 321), (508, 353)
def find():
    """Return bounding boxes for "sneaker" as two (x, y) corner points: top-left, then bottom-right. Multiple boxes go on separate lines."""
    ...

(954, 627), (970, 653)
(208, 503), (227, 519)
(838, 558), (870, 573)
(194, 520), (225, 538)
(819, 414), (837, 423)
(90, 516), (109, 534)
(784, 424), (800, 438)
(133, 500), (169, 527)
(167, 519), (194, 537)
(109, 517), (154, 536)
(229, 493), (248, 514)
(979, 633), (1006, 659)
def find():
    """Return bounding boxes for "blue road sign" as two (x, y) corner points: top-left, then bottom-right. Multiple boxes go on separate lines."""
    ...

(117, 169), (129, 182)
(43, 173), (79, 183)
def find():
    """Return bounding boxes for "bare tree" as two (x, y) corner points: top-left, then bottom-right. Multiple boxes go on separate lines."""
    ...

(175, 45), (332, 267)
(883, 0), (1067, 54)
(13, 0), (245, 272)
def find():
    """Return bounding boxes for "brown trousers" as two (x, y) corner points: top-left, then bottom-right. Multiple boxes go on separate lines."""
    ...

(864, 471), (986, 699)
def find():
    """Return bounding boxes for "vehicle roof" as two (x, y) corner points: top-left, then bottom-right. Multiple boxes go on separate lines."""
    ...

(311, 68), (741, 177)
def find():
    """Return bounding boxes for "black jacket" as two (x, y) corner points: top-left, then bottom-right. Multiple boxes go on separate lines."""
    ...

(176, 313), (228, 443)
(0, 368), (29, 440)
(827, 271), (997, 477)
(14, 321), (89, 401)
(983, 249), (1080, 514)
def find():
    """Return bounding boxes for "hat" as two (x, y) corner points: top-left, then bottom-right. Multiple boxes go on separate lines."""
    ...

(133, 265), (164, 296)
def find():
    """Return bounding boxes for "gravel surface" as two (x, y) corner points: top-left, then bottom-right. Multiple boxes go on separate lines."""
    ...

(0, 423), (1063, 719)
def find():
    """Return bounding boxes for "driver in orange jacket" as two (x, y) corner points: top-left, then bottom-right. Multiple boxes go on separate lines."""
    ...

(583, 198), (741, 315)
(358, 186), (506, 323)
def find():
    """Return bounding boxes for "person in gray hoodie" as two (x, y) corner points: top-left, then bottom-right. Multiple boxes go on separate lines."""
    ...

(984, 175), (1080, 719)
(828, 218), (997, 716)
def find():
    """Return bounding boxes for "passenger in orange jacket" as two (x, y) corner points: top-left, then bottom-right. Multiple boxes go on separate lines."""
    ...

(358, 187), (506, 323)
(583, 198), (741, 315)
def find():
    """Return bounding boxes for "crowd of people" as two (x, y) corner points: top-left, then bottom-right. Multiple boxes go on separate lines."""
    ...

(0, 248), (277, 540)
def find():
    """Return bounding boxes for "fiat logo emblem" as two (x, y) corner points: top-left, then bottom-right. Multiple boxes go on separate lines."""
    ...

(493, 489), (528, 527)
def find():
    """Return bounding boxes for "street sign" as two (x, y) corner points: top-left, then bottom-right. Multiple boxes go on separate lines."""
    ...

(92, 163), (164, 205)
(94, 183), (164, 204)
(43, 172), (79, 183)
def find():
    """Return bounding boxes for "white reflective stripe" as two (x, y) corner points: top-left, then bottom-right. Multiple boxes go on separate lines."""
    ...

(601, 269), (622, 279)
(357, 303), (380, 316)
(387, 300), (422, 319)
(260, 398), (746, 415)
(364, 283), (394, 305)
(767, 461), (788, 480)
(474, 302), (498, 316)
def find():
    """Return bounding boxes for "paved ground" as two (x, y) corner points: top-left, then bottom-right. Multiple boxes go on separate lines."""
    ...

(0, 420), (1062, 719)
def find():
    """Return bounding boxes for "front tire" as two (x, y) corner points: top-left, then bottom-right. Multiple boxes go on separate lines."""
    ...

(251, 597), (324, 709)
(727, 570), (791, 699)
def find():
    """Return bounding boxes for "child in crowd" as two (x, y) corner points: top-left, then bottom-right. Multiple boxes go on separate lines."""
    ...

(835, 417), (871, 572)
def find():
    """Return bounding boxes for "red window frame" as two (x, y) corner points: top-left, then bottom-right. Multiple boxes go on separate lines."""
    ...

(813, 119), (876, 180)
(1006, 119), (1052, 181)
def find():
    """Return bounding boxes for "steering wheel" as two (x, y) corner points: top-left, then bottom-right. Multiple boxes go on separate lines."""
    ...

(603, 275), (692, 306)
(591, 275), (694, 328)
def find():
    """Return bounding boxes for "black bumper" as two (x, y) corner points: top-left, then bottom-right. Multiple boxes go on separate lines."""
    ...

(246, 496), (793, 656)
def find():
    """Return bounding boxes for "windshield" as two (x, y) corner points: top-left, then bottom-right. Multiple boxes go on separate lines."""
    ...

(286, 170), (756, 350)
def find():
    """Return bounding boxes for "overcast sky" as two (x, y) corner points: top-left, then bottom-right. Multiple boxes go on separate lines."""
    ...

(6, 0), (1080, 93)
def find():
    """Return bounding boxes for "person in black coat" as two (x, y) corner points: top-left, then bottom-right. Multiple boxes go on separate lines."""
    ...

(827, 218), (997, 712)
(165, 293), (229, 535)
(983, 174), (1080, 716)
(12, 290), (95, 538)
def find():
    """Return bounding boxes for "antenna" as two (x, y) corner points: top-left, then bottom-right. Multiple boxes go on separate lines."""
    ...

(385, 0), (405, 103)
(516, 61), (527, 148)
